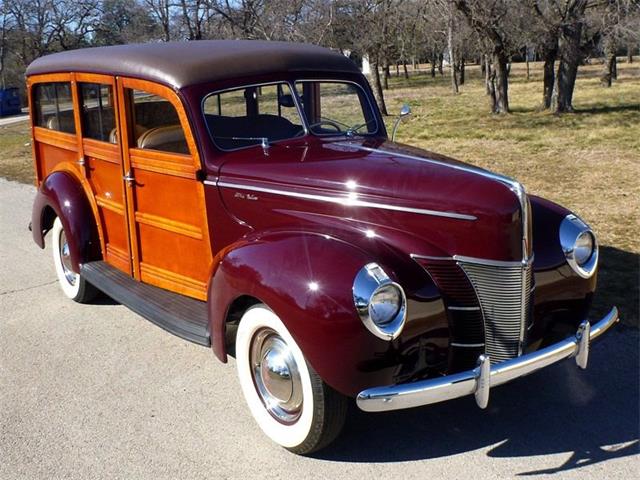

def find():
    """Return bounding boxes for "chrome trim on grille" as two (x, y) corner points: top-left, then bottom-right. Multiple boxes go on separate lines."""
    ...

(448, 306), (481, 311)
(216, 182), (477, 221)
(457, 257), (533, 362)
(451, 342), (486, 348)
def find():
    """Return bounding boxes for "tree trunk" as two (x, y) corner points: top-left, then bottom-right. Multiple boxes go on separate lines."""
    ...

(430, 53), (437, 77)
(601, 36), (617, 87)
(383, 63), (389, 90)
(484, 54), (492, 95)
(627, 44), (633, 63)
(447, 11), (459, 94)
(459, 57), (465, 85)
(403, 61), (409, 79)
(372, 60), (388, 116)
(492, 50), (509, 114)
(438, 53), (444, 75)
(487, 69), (497, 113)
(542, 48), (556, 109)
(552, 21), (583, 113)
(395, 63), (400, 77)
(525, 46), (530, 82)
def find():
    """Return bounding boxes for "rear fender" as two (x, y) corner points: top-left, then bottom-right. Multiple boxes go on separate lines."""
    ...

(31, 171), (100, 272)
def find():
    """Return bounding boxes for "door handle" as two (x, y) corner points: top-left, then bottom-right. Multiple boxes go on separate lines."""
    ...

(77, 156), (85, 167)
(123, 171), (135, 185)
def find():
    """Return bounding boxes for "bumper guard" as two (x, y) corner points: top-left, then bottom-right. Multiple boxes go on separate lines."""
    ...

(356, 307), (619, 412)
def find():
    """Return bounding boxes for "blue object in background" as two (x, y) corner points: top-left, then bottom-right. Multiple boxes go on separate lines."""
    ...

(0, 88), (22, 117)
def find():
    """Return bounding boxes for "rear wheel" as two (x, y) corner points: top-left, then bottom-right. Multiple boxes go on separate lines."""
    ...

(235, 305), (347, 454)
(51, 217), (97, 303)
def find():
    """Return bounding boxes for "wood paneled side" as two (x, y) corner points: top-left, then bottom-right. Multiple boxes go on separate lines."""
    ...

(117, 77), (213, 300)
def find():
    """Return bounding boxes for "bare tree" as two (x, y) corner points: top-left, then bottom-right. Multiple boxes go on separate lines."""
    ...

(454, 0), (516, 113)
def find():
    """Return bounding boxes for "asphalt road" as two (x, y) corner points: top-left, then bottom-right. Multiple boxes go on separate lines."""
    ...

(1, 177), (638, 479)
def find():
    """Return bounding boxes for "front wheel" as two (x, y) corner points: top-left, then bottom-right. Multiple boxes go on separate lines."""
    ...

(235, 305), (347, 454)
(51, 217), (97, 303)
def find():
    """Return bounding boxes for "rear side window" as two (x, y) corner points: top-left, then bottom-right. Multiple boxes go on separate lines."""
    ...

(33, 82), (75, 134)
(79, 83), (117, 143)
(128, 89), (188, 154)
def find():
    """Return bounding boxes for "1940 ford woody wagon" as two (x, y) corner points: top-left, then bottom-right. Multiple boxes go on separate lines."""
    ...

(26, 40), (618, 454)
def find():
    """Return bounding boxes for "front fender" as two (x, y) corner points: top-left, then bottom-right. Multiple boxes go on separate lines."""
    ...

(208, 230), (417, 397)
(31, 171), (100, 272)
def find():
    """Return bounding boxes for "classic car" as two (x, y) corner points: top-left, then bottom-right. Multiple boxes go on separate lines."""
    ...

(26, 40), (618, 454)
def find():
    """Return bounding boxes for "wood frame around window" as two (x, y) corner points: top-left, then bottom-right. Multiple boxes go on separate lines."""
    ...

(27, 72), (107, 257)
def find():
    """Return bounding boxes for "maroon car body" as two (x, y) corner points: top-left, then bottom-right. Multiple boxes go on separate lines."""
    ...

(27, 40), (617, 454)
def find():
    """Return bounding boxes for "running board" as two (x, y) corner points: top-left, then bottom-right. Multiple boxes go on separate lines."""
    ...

(80, 261), (210, 347)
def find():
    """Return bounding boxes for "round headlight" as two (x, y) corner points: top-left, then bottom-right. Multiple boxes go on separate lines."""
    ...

(559, 214), (598, 278)
(353, 263), (407, 341)
(574, 231), (594, 266)
(369, 284), (402, 326)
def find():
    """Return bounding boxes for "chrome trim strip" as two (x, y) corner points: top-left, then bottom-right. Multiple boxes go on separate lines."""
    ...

(356, 307), (619, 412)
(451, 342), (485, 348)
(203, 180), (217, 186)
(217, 182), (477, 220)
(453, 254), (534, 268)
(409, 254), (454, 261)
(448, 306), (481, 312)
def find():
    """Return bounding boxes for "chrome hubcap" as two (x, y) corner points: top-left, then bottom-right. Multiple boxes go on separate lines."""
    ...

(250, 328), (303, 424)
(59, 230), (77, 285)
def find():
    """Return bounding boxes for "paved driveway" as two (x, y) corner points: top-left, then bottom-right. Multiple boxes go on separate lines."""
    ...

(1, 178), (638, 479)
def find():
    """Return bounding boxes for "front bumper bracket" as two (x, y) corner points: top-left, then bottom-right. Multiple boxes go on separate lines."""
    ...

(357, 307), (619, 412)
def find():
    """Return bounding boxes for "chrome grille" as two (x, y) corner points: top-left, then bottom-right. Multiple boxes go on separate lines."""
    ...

(458, 259), (533, 364)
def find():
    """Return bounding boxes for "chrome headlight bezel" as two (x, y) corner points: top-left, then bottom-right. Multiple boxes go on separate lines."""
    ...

(559, 214), (598, 279)
(353, 263), (407, 341)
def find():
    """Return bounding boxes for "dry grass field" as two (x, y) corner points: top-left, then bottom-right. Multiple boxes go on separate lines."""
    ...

(1, 60), (637, 326)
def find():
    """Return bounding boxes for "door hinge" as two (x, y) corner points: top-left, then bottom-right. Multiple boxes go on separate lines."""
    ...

(123, 171), (135, 185)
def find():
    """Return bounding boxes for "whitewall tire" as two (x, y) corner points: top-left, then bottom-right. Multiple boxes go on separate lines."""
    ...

(51, 217), (97, 303)
(235, 305), (347, 454)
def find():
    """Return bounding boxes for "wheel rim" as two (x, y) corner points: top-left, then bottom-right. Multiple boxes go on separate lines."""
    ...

(250, 328), (303, 424)
(58, 230), (77, 286)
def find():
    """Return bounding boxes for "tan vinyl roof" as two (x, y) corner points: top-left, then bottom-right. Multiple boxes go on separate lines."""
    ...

(26, 40), (360, 89)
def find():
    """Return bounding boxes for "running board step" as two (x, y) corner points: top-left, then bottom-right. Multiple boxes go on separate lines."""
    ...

(81, 261), (210, 347)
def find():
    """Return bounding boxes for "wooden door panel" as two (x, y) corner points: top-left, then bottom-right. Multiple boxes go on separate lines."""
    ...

(75, 75), (131, 275)
(117, 77), (213, 301)
(84, 142), (130, 273)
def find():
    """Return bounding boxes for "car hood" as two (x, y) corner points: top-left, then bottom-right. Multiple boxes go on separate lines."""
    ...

(216, 137), (528, 262)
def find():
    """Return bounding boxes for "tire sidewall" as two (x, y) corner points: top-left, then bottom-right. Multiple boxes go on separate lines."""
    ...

(51, 217), (81, 300)
(235, 305), (315, 449)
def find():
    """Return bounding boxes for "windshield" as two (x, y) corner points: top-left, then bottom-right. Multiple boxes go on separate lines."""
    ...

(294, 81), (378, 136)
(203, 82), (305, 151)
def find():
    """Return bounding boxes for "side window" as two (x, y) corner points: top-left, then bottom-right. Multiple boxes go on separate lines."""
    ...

(202, 83), (304, 150)
(128, 89), (188, 154)
(33, 82), (76, 134)
(79, 83), (117, 143)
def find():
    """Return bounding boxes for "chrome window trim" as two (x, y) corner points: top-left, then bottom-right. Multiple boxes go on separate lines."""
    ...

(216, 181), (477, 220)
(200, 80), (308, 152)
(293, 79), (380, 137)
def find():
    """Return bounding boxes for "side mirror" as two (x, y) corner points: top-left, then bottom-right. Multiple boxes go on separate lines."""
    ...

(392, 103), (411, 141)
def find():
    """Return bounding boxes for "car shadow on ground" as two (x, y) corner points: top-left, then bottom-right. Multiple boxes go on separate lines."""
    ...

(315, 329), (639, 475)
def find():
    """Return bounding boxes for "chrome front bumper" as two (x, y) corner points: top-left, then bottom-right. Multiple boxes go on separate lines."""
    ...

(357, 307), (619, 412)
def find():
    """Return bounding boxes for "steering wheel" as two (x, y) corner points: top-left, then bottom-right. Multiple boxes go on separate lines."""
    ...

(308, 119), (342, 133)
